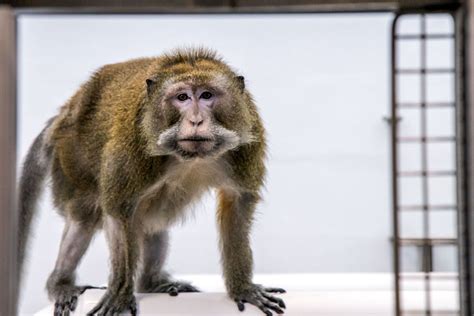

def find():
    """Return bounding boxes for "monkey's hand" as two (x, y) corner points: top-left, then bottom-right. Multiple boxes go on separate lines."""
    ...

(87, 289), (137, 316)
(231, 284), (286, 316)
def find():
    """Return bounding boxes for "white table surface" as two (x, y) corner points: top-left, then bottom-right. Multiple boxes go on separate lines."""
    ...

(33, 273), (459, 316)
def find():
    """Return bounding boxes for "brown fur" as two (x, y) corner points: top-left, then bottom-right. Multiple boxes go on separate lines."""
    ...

(18, 48), (285, 316)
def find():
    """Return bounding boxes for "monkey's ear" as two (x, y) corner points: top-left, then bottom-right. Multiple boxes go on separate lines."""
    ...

(146, 78), (156, 95)
(236, 76), (245, 91)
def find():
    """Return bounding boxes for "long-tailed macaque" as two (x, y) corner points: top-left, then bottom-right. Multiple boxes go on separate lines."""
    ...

(18, 48), (286, 316)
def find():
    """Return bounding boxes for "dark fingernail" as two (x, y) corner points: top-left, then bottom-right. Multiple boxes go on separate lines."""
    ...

(170, 291), (178, 296)
(274, 307), (284, 314)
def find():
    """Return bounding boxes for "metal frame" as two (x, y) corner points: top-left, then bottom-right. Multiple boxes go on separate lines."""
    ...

(460, 1), (474, 314)
(0, 1), (471, 316)
(0, 0), (461, 14)
(0, 6), (17, 316)
(454, 5), (470, 315)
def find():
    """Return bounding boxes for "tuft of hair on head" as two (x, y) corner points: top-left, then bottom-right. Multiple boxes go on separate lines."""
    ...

(160, 47), (222, 68)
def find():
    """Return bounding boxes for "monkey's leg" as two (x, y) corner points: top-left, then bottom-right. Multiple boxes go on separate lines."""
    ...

(136, 231), (199, 296)
(217, 190), (286, 316)
(87, 215), (138, 316)
(46, 219), (103, 316)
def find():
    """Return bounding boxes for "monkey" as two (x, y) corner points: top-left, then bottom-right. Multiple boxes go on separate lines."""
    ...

(18, 48), (286, 316)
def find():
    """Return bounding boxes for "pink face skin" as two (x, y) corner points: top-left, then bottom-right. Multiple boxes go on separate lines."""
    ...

(154, 80), (242, 159)
(170, 85), (218, 154)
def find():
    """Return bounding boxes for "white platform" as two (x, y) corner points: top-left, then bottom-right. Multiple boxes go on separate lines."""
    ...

(34, 273), (459, 316)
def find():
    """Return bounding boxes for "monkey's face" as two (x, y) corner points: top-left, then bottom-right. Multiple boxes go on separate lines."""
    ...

(144, 72), (252, 160)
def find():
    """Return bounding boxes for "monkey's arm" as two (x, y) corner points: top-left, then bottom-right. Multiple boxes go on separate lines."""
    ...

(217, 189), (286, 316)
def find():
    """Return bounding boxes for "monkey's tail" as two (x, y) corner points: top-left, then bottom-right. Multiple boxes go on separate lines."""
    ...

(17, 121), (54, 287)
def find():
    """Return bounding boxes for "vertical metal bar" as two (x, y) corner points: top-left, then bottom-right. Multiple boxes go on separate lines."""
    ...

(419, 14), (432, 316)
(0, 5), (17, 316)
(455, 4), (472, 316)
(391, 13), (402, 316)
(461, 0), (474, 314)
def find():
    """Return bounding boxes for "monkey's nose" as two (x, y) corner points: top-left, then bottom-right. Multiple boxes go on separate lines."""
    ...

(189, 117), (204, 127)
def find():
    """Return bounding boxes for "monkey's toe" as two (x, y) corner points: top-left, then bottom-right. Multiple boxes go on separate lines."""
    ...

(87, 291), (137, 316)
(151, 281), (200, 296)
(53, 285), (105, 316)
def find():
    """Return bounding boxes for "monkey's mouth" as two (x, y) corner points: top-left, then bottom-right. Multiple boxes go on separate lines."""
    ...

(177, 136), (216, 157)
(178, 136), (214, 142)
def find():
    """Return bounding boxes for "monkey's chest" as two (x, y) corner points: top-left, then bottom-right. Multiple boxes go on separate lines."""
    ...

(136, 161), (228, 234)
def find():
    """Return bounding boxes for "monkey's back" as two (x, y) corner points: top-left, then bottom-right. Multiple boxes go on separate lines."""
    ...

(48, 57), (160, 193)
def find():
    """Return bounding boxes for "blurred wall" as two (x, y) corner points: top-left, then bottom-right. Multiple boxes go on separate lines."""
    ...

(18, 13), (395, 314)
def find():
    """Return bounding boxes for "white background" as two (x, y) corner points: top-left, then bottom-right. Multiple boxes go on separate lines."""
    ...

(17, 13), (455, 314)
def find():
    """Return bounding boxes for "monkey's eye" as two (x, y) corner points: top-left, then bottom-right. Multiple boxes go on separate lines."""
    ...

(177, 93), (189, 101)
(200, 91), (213, 100)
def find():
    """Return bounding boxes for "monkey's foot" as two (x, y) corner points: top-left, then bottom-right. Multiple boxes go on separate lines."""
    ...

(146, 280), (200, 296)
(87, 291), (137, 316)
(52, 285), (106, 316)
(232, 284), (286, 316)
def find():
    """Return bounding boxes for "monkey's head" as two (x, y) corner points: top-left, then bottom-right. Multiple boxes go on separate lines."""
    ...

(141, 49), (254, 160)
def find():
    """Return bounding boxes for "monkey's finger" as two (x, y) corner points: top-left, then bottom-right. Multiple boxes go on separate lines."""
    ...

(255, 303), (273, 316)
(63, 307), (71, 316)
(130, 303), (138, 316)
(70, 296), (78, 311)
(99, 304), (112, 316)
(152, 283), (166, 293)
(234, 299), (245, 311)
(262, 293), (286, 309)
(54, 302), (63, 316)
(99, 310), (110, 316)
(264, 287), (286, 294)
(178, 283), (200, 292)
(255, 293), (283, 314)
(87, 299), (106, 315)
(86, 306), (99, 315)
(104, 308), (114, 316)
(250, 297), (273, 316)
(169, 286), (179, 296)
(104, 308), (117, 316)
(154, 283), (176, 295)
(262, 300), (284, 314)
